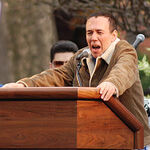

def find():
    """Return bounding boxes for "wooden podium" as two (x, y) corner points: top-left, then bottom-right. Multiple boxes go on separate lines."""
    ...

(0, 87), (144, 149)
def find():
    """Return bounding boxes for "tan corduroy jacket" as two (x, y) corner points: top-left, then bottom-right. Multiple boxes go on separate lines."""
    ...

(18, 40), (150, 145)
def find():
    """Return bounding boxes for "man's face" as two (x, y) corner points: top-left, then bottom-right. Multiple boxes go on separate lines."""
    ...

(86, 16), (117, 58)
(50, 52), (74, 68)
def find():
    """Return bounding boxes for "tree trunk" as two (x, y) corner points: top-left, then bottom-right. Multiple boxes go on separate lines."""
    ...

(0, 0), (57, 83)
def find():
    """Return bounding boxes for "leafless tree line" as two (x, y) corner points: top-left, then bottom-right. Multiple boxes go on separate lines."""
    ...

(38, 0), (150, 37)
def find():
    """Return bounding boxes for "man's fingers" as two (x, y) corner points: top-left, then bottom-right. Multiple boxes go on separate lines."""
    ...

(2, 83), (25, 88)
(100, 87), (108, 99)
(103, 89), (115, 101)
(97, 82), (116, 101)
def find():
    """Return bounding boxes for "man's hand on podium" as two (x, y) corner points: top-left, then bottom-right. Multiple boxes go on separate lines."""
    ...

(2, 83), (25, 88)
(97, 82), (117, 101)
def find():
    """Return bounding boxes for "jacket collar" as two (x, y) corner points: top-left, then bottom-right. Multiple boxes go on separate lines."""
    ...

(81, 38), (120, 77)
(100, 38), (120, 64)
(82, 38), (120, 65)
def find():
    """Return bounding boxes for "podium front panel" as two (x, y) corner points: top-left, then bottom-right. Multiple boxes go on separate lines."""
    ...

(77, 100), (134, 149)
(0, 100), (76, 148)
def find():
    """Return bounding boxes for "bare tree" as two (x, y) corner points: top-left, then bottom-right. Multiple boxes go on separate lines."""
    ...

(1, 0), (150, 83)
(0, 0), (58, 82)
(41, 0), (150, 37)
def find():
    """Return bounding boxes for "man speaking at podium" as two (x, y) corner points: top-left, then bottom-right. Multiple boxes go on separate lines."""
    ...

(3, 11), (150, 146)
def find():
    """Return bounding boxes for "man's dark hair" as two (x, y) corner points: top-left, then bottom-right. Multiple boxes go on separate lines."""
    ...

(50, 40), (78, 62)
(86, 11), (117, 32)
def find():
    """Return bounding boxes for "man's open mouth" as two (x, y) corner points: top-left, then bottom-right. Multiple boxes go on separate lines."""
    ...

(92, 45), (100, 49)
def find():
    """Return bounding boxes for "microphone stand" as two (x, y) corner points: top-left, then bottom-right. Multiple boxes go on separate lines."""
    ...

(76, 50), (89, 87)
(76, 61), (82, 87)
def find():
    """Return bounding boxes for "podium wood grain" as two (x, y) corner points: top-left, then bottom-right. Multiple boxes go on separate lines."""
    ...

(0, 101), (76, 148)
(77, 100), (133, 149)
(0, 87), (144, 149)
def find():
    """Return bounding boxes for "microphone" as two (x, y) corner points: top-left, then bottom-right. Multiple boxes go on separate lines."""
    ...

(132, 34), (145, 49)
(76, 48), (90, 60)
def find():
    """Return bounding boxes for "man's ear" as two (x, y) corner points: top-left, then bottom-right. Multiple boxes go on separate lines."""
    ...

(111, 30), (118, 42)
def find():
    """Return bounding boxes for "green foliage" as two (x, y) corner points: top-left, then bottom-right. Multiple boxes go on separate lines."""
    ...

(138, 55), (150, 91)
(138, 55), (150, 76)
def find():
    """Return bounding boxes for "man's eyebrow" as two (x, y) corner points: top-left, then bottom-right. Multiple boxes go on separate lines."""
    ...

(96, 29), (104, 31)
(86, 30), (93, 32)
(86, 29), (103, 31)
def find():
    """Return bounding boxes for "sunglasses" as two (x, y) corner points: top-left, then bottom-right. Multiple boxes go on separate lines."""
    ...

(53, 61), (68, 67)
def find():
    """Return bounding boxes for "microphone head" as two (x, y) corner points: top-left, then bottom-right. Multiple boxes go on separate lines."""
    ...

(82, 51), (89, 58)
(136, 34), (145, 42)
(82, 48), (90, 54)
(76, 48), (90, 60)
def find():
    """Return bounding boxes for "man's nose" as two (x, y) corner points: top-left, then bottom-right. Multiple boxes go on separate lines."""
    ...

(91, 32), (98, 41)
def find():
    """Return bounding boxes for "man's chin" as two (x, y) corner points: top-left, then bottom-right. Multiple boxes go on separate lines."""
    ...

(91, 50), (102, 58)
(92, 53), (99, 58)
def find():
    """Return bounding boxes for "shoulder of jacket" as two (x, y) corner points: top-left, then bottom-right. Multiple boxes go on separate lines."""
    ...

(116, 40), (135, 50)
